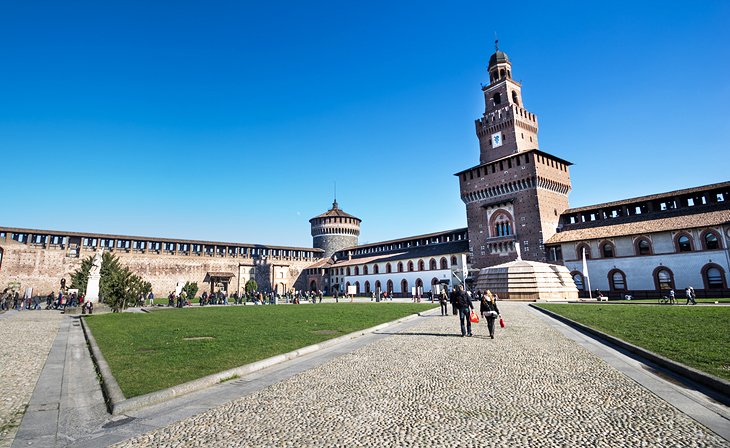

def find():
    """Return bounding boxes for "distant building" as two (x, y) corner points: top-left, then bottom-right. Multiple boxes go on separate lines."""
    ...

(545, 182), (730, 298)
(2, 46), (728, 300)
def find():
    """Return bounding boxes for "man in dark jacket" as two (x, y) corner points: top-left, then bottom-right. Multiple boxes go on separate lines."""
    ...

(455, 285), (474, 337)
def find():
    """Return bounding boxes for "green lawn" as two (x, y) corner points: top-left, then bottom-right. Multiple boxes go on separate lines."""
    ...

(85, 303), (437, 397)
(536, 304), (730, 381)
(614, 298), (730, 304)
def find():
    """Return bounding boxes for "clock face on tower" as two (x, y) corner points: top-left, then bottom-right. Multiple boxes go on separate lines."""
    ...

(491, 131), (503, 148)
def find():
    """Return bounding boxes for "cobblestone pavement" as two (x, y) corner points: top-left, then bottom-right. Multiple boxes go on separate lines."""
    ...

(0, 311), (65, 448)
(116, 303), (728, 447)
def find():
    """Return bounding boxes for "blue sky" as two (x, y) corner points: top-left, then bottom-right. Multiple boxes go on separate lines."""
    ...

(1, 1), (728, 247)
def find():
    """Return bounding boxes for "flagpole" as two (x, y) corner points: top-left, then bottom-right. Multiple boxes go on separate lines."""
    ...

(582, 248), (592, 300)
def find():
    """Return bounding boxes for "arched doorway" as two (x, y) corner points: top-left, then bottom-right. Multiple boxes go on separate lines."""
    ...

(309, 280), (317, 291)
(386, 280), (393, 294)
(365, 281), (371, 294)
(401, 279), (408, 295)
(375, 280), (381, 293)
(276, 282), (286, 295)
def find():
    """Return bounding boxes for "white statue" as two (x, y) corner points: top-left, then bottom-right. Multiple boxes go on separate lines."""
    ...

(90, 251), (102, 275)
(86, 250), (103, 303)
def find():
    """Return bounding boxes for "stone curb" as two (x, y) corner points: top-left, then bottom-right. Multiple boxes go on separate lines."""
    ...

(85, 307), (439, 415)
(529, 304), (730, 400)
(79, 316), (127, 412)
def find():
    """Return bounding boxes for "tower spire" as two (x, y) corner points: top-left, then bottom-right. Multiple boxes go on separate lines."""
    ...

(333, 181), (338, 209)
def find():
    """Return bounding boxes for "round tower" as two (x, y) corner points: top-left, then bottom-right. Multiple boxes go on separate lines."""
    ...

(310, 200), (361, 258)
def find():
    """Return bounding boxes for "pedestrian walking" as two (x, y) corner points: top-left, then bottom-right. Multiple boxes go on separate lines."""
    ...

(688, 286), (697, 305)
(449, 288), (458, 315)
(439, 289), (448, 316)
(480, 291), (501, 339)
(454, 285), (474, 337)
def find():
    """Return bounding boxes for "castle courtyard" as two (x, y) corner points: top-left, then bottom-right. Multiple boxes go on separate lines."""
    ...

(3, 303), (728, 447)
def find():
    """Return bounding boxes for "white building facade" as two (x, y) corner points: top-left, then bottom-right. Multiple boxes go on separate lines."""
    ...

(546, 182), (730, 298)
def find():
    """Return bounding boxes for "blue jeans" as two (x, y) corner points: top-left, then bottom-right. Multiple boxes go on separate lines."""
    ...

(458, 306), (472, 336)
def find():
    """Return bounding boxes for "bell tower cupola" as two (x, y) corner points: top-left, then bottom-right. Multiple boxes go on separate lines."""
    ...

(476, 41), (539, 164)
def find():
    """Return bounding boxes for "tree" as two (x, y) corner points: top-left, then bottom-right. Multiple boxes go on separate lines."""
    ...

(70, 252), (150, 312)
(245, 279), (258, 294)
(70, 256), (94, 295)
(182, 282), (198, 301)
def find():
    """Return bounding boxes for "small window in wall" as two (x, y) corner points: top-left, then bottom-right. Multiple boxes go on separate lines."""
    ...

(610, 270), (626, 291)
(601, 243), (614, 258)
(718, 193), (725, 202)
(637, 239), (652, 256)
(450, 256), (458, 266)
(677, 235), (692, 252)
(705, 266), (726, 289)
(493, 92), (502, 105)
(572, 273), (584, 290)
(704, 232), (720, 250)
(656, 268), (674, 290)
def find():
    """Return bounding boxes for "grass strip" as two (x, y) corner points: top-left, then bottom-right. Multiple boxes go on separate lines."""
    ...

(536, 304), (730, 381)
(85, 303), (436, 397)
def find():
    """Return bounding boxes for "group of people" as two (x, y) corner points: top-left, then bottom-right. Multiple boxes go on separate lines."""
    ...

(0, 288), (94, 314)
(437, 286), (502, 339)
(152, 289), (331, 308)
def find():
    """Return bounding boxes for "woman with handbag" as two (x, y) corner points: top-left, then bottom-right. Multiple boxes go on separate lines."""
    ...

(480, 291), (501, 339)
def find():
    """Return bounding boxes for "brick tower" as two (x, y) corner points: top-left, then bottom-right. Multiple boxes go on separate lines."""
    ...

(457, 43), (572, 269)
(310, 200), (361, 258)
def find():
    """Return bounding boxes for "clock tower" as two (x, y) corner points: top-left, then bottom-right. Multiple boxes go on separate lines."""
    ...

(477, 41), (539, 164)
(457, 43), (572, 268)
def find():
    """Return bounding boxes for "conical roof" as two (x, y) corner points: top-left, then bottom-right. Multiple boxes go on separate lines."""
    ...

(309, 201), (361, 222)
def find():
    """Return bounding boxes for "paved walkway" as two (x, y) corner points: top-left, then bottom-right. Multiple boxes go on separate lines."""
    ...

(109, 303), (727, 447)
(8, 303), (730, 447)
(0, 310), (65, 448)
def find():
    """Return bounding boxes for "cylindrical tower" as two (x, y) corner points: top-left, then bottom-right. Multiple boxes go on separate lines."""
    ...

(310, 200), (361, 258)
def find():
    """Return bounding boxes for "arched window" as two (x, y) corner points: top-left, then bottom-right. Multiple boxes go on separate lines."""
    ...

(386, 263), (392, 274)
(373, 264), (379, 274)
(654, 267), (674, 291)
(364, 281), (370, 294)
(636, 238), (652, 256)
(418, 260), (425, 271)
(374, 280), (381, 292)
(407, 261), (414, 272)
(386, 280), (393, 294)
(499, 69), (505, 78)
(345, 281), (351, 291)
(576, 243), (591, 260)
(440, 257), (448, 269)
(601, 242), (615, 258)
(608, 269), (626, 291)
(675, 234), (693, 252)
(431, 277), (439, 289)
(415, 279), (423, 293)
(346, 267), (351, 276)
(397, 262), (404, 273)
(354, 266), (359, 276)
(363, 265), (368, 275)
(492, 212), (513, 237)
(355, 281), (360, 294)
(571, 272), (585, 290)
(450, 256), (458, 266)
(702, 230), (721, 250)
(429, 258), (437, 270)
(493, 92), (502, 105)
(401, 279), (408, 294)
(511, 90), (519, 106)
(702, 264), (727, 289)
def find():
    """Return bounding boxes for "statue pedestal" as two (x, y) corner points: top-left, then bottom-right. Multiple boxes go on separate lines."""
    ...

(86, 272), (101, 303)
